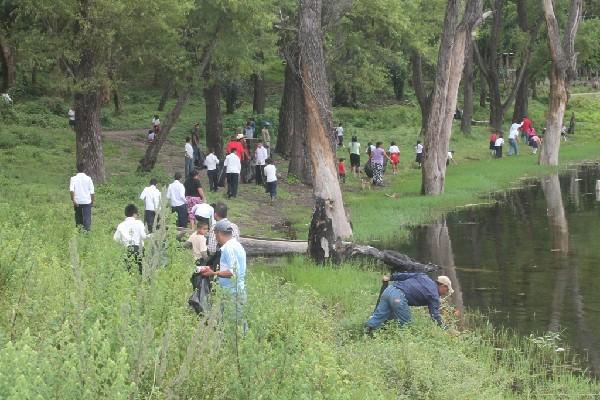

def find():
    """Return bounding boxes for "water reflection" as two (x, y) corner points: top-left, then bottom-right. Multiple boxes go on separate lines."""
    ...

(395, 165), (600, 377)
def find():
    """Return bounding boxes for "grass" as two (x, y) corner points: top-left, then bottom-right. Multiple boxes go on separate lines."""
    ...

(1, 85), (600, 398)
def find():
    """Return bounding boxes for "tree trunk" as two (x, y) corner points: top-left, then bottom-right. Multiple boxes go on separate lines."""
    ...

(479, 77), (487, 107)
(0, 35), (15, 92)
(410, 51), (431, 136)
(299, 0), (353, 263)
(204, 82), (224, 159)
(539, 0), (582, 166)
(138, 88), (192, 172)
(390, 66), (406, 101)
(461, 40), (474, 134)
(276, 62), (296, 157)
(512, 70), (529, 122)
(157, 80), (173, 112)
(539, 67), (567, 165)
(74, 90), (106, 183)
(252, 73), (266, 114)
(421, 0), (483, 195)
(113, 87), (121, 115)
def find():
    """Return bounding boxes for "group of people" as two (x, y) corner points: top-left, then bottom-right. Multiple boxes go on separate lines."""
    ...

(69, 161), (455, 332)
(341, 135), (428, 186)
(147, 114), (161, 143)
(490, 115), (544, 158)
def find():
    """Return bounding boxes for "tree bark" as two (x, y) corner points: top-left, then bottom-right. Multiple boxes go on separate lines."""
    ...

(389, 64), (406, 101)
(74, 89), (105, 183)
(421, 0), (484, 195)
(138, 88), (192, 172)
(204, 82), (224, 159)
(299, 0), (353, 263)
(223, 81), (240, 115)
(252, 73), (266, 114)
(539, 0), (582, 166)
(276, 62), (296, 157)
(112, 87), (121, 115)
(479, 76), (487, 107)
(157, 80), (173, 112)
(512, 0), (530, 123)
(461, 39), (474, 134)
(0, 34), (15, 92)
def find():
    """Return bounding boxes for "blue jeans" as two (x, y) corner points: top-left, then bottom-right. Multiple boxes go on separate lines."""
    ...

(508, 138), (518, 156)
(185, 157), (194, 178)
(366, 285), (411, 329)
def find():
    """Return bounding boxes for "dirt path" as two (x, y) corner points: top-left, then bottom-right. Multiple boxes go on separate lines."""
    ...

(103, 129), (313, 239)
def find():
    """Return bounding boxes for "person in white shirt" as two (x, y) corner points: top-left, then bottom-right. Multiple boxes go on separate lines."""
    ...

(508, 121), (522, 156)
(336, 124), (344, 147)
(255, 141), (269, 185)
(152, 114), (161, 134)
(192, 202), (215, 226)
(388, 141), (400, 175)
(69, 163), (95, 231)
(147, 130), (155, 143)
(203, 149), (220, 192)
(494, 134), (505, 158)
(264, 158), (278, 204)
(139, 178), (161, 232)
(224, 148), (241, 199)
(347, 136), (361, 177)
(68, 108), (76, 129)
(446, 150), (457, 166)
(184, 136), (194, 178)
(166, 172), (187, 228)
(114, 204), (148, 273)
(415, 140), (424, 168)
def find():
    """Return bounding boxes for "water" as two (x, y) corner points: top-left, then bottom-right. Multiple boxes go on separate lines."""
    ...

(393, 164), (600, 376)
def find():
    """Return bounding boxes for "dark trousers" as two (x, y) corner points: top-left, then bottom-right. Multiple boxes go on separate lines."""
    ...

(255, 165), (265, 185)
(172, 204), (188, 228)
(207, 169), (218, 192)
(495, 146), (503, 158)
(227, 173), (239, 198)
(74, 203), (92, 231)
(126, 245), (142, 274)
(144, 210), (157, 233)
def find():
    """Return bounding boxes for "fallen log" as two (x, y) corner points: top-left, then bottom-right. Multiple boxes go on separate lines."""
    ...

(240, 236), (308, 257)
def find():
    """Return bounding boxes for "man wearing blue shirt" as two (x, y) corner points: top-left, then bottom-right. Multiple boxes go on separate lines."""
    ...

(366, 273), (453, 330)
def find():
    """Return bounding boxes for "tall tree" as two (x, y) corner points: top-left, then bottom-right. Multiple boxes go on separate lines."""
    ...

(461, 39), (474, 134)
(0, 1), (17, 91)
(299, 0), (352, 262)
(473, 0), (533, 131)
(204, 80), (224, 158)
(421, 0), (485, 195)
(512, 0), (533, 122)
(539, 0), (583, 166)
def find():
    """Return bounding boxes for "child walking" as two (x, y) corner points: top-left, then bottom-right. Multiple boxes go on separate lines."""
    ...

(489, 132), (498, 156)
(415, 140), (424, 168)
(264, 159), (278, 205)
(494, 134), (504, 158)
(338, 158), (346, 183)
(388, 141), (400, 175)
(113, 204), (148, 273)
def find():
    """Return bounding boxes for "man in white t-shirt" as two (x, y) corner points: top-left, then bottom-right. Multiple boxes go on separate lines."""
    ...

(264, 158), (277, 205)
(184, 136), (194, 178)
(69, 163), (95, 231)
(114, 204), (148, 273)
(255, 141), (268, 186)
(508, 121), (522, 156)
(166, 172), (187, 228)
(415, 141), (424, 168)
(139, 178), (161, 232)
(68, 108), (76, 129)
(224, 149), (241, 199)
(204, 149), (220, 192)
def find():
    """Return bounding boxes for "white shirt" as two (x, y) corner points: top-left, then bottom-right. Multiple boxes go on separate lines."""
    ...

(264, 164), (277, 182)
(192, 202), (214, 223)
(68, 109), (75, 121)
(509, 122), (523, 139)
(148, 132), (155, 141)
(113, 217), (147, 247)
(152, 117), (160, 126)
(204, 153), (219, 170)
(348, 142), (360, 155)
(166, 180), (186, 207)
(415, 144), (424, 154)
(185, 143), (194, 159)
(69, 173), (94, 205)
(447, 151), (453, 160)
(367, 145), (375, 154)
(224, 153), (241, 174)
(495, 137), (504, 147)
(255, 146), (268, 165)
(388, 145), (400, 154)
(139, 185), (161, 212)
(336, 126), (344, 137)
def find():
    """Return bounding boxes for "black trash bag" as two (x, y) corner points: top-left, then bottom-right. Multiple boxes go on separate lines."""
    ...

(188, 272), (212, 315)
(364, 160), (373, 178)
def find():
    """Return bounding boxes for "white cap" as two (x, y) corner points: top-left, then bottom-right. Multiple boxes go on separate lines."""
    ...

(436, 275), (454, 295)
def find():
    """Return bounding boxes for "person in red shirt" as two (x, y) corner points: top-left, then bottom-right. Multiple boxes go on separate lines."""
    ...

(225, 134), (245, 158)
(522, 116), (532, 137)
(489, 132), (498, 157)
(338, 158), (346, 184)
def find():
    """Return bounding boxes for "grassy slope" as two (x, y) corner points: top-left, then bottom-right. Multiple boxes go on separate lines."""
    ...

(1, 87), (600, 398)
